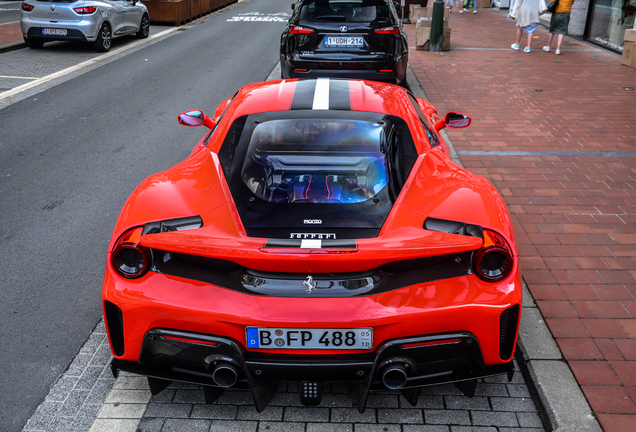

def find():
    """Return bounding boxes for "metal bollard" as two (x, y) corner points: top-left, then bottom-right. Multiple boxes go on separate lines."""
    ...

(429, 0), (444, 52)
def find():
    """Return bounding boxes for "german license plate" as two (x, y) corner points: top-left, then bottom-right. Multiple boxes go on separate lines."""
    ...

(42, 28), (67, 36)
(246, 327), (372, 350)
(325, 36), (363, 47)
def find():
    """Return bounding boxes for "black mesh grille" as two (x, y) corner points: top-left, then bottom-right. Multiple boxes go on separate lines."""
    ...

(104, 301), (125, 356)
(499, 305), (519, 360)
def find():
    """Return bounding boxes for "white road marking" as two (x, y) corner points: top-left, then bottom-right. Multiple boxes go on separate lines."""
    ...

(0, 27), (177, 102)
(0, 74), (38, 79)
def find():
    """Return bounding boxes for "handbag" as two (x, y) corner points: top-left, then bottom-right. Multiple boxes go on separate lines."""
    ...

(547, 0), (559, 13)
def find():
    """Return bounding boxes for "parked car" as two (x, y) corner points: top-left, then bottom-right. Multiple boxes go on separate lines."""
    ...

(280, 0), (408, 85)
(20, 0), (149, 52)
(103, 78), (521, 412)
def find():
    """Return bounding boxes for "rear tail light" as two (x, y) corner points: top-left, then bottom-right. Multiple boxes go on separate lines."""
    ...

(290, 25), (314, 34)
(374, 26), (400, 36)
(473, 229), (513, 282)
(74, 6), (97, 14)
(111, 227), (151, 279)
(21, 3), (34, 11)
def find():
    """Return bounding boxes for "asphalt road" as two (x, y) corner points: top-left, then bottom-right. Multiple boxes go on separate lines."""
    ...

(0, 0), (21, 25)
(0, 0), (290, 429)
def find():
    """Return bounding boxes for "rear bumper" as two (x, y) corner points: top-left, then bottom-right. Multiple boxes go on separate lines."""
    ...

(290, 68), (397, 83)
(21, 17), (99, 41)
(110, 328), (515, 412)
(281, 57), (403, 83)
(103, 261), (522, 410)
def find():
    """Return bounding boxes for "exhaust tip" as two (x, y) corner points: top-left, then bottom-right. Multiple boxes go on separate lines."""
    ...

(212, 362), (238, 388)
(381, 363), (408, 390)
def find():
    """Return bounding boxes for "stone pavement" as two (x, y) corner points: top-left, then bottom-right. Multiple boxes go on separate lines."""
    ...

(406, 8), (636, 432)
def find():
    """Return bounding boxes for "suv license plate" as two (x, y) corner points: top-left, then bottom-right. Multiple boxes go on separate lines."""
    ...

(325, 36), (363, 47)
(246, 327), (372, 350)
(43, 28), (67, 36)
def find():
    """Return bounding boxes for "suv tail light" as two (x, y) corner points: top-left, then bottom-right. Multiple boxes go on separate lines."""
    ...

(374, 26), (400, 36)
(473, 229), (513, 282)
(21, 3), (34, 11)
(290, 25), (314, 34)
(74, 6), (97, 14)
(111, 227), (151, 279)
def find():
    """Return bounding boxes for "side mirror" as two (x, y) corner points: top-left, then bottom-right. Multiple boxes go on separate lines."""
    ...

(291, 3), (295, 10)
(393, 1), (401, 13)
(434, 112), (471, 132)
(178, 110), (216, 129)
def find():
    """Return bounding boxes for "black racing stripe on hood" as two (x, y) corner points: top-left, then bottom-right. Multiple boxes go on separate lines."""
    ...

(291, 79), (318, 110)
(328, 79), (350, 110)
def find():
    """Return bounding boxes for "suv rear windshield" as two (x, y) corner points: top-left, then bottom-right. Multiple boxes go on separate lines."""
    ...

(299, 0), (391, 23)
(218, 111), (417, 237)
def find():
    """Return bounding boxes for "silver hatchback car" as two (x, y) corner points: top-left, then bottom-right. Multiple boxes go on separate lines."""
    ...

(21, 0), (149, 52)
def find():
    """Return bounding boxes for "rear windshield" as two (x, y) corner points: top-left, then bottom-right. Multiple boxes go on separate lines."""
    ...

(218, 111), (418, 236)
(243, 118), (386, 204)
(299, 0), (391, 23)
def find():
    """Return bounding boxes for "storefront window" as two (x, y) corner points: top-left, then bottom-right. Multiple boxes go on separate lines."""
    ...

(588, 0), (636, 51)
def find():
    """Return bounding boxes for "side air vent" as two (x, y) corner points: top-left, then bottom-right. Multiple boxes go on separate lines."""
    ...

(143, 216), (203, 235)
(424, 218), (483, 238)
(499, 305), (520, 360)
(104, 301), (125, 356)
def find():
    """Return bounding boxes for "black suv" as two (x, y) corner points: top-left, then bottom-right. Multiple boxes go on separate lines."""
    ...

(280, 0), (408, 85)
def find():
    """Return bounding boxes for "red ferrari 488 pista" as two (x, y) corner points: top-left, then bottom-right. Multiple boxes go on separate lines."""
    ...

(103, 78), (521, 411)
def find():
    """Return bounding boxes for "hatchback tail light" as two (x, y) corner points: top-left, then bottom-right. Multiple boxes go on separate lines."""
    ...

(290, 25), (314, 34)
(74, 6), (97, 14)
(374, 26), (400, 36)
(473, 230), (513, 282)
(111, 227), (151, 279)
(21, 3), (34, 11)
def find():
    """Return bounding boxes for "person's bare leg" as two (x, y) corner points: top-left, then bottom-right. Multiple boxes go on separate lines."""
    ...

(546, 33), (554, 48)
(527, 32), (533, 49)
(516, 27), (522, 45)
(556, 34), (564, 51)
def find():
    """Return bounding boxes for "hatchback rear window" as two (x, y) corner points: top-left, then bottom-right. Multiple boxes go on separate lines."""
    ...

(299, 0), (391, 23)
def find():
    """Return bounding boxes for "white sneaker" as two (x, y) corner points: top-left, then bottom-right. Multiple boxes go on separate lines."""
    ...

(473, 9), (477, 13)
(555, 49), (561, 55)
(459, 9), (463, 13)
(542, 46), (550, 52)
(511, 43), (520, 50)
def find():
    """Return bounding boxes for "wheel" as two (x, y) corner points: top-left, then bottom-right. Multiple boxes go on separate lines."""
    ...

(94, 23), (112, 52)
(24, 37), (44, 49)
(136, 14), (149, 39)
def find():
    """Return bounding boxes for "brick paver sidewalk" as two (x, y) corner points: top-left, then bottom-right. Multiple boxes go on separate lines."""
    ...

(0, 21), (22, 48)
(407, 9), (636, 432)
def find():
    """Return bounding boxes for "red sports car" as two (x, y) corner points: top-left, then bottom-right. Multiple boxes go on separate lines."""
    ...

(103, 78), (521, 412)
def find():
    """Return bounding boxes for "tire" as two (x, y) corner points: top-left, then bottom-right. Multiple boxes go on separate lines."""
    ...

(136, 14), (149, 39)
(24, 37), (44, 49)
(93, 23), (112, 52)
